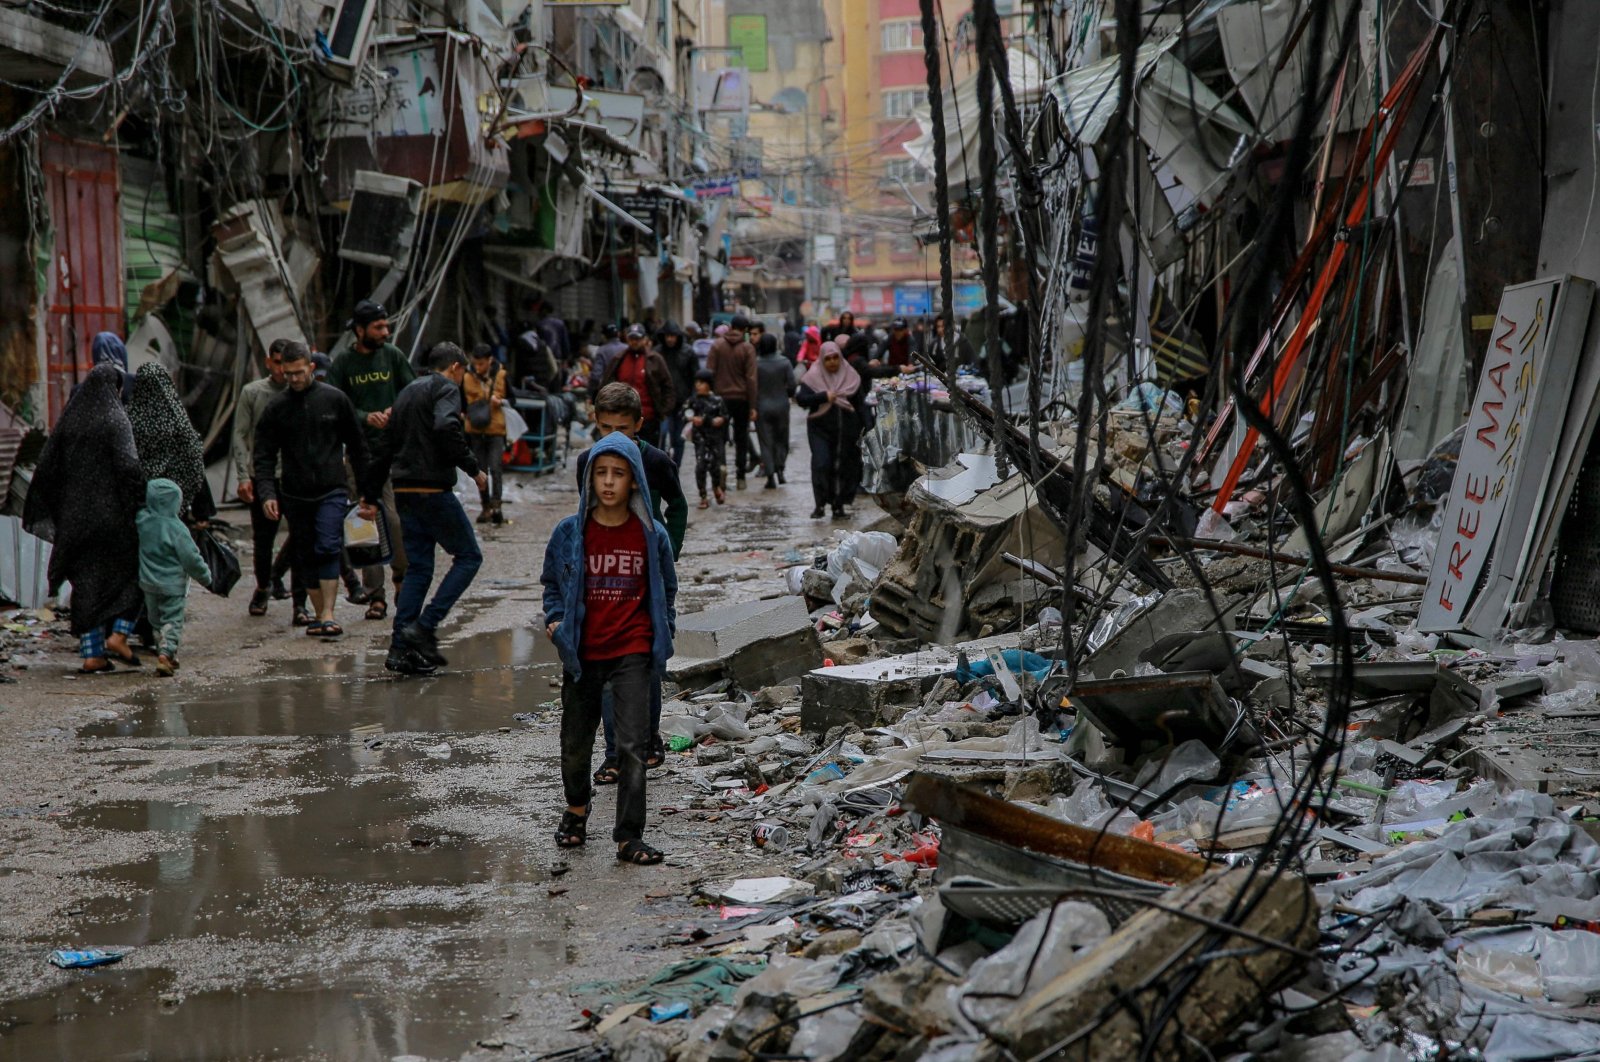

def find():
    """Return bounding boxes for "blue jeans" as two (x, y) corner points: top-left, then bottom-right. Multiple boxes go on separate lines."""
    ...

(394, 491), (483, 634)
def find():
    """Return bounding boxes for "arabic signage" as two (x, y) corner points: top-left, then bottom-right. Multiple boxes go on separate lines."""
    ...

(894, 286), (933, 316)
(728, 15), (768, 73)
(692, 177), (739, 199)
(616, 190), (662, 228)
(1420, 277), (1566, 632)
(951, 282), (985, 316)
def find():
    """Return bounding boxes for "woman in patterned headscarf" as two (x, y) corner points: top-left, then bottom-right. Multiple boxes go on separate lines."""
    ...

(127, 363), (214, 521)
(23, 363), (147, 672)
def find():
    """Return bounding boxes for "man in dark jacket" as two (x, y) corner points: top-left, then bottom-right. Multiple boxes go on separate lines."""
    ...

(255, 342), (371, 638)
(361, 342), (487, 675)
(588, 323), (626, 398)
(706, 315), (759, 489)
(658, 321), (696, 464)
(330, 299), (415, 618)
(601, 324), (677, 446)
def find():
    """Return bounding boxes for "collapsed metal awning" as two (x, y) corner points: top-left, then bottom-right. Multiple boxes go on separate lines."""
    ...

(583, 183), (653, 236)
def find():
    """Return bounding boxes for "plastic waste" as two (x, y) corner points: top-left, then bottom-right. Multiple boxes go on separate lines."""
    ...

(1084, 592), (1160, 655)
(49, 949), (125, 969)
(650, 1000), (691, 1022)
(1149, 739), (1220, 794)
(717, 876), (815, 905)
(950, 902), (1110, 1033)
(700, 703), (752, 742)
(826, 531), (898, 580)
(667, 735), (693, 753)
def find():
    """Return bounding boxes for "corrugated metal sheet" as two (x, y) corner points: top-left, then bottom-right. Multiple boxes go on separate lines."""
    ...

(41, 135), (124, 427)
(121, 156), (184, 323)
(0, 515), (52, 609)
(0, 427), (22, 506)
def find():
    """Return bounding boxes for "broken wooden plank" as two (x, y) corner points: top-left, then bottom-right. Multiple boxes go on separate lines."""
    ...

(903, 772), (1210, 886)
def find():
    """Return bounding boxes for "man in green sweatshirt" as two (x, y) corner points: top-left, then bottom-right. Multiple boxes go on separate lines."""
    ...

(330, 300), (415, 620)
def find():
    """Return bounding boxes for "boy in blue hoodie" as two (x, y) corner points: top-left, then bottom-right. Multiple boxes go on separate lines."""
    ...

(541, 433), (677, 865)
(136, 478), (213, 676)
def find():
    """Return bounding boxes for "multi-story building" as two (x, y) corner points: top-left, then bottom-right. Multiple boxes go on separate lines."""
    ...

(695, 0), (835, 319)
(825, 0), (977, 324)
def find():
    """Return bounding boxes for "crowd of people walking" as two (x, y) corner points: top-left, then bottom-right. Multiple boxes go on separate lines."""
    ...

(25, 301), (930, 862)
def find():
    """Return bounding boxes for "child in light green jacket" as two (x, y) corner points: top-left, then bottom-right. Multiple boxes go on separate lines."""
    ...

(136, 478), (212, 676)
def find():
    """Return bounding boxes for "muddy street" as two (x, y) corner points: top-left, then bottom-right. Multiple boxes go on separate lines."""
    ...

(0, 417), (874, 1060)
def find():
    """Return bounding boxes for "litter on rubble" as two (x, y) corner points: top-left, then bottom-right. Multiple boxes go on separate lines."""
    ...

(714, 878), (815, 907)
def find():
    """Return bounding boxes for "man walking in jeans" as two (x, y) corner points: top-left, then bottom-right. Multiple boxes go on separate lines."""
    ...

(361, 342), (487, 675)
(706, 314), (759, 489)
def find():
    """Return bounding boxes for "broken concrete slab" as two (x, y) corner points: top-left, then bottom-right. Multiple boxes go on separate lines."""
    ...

(1070, 671), (1248, 753)
(980, 867), (1318, 1060)
(668, 596), (823, 690)
(801, 654), (954, 733)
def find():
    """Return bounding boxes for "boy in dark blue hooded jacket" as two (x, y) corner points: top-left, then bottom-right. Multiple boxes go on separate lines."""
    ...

(541, 432), (677, 864)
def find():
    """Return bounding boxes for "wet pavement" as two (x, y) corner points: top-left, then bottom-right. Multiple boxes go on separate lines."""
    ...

(3, 634), (567, 1059)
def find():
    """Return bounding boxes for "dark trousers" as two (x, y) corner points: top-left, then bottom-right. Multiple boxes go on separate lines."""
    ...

(755, 408), (789, 478)
(249, 498), (281, 589)
(641, 418), (664, 450)
(254, 498), (307, 607)
(562, 653), (651, 843)
(664, 412), (687, 466)
(467, 434), (505, 505)
(602, 681), (662, 759)
(724, 399), (754, 476)
(693, 437), (727, 496)
(808, 421), (862, 508)
(394, 491), (483, 634)
(282, 492), (347, 583)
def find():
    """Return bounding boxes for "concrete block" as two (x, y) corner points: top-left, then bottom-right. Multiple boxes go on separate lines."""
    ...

(800, 652), (958, 733)
(669, 596), (823, 690)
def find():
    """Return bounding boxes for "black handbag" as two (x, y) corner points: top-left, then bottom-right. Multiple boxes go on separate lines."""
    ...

(191, 526), (242, 597)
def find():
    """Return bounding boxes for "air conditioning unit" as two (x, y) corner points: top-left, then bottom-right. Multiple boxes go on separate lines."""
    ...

(321, 0), (378, 79)
(340, 170), (423, 269)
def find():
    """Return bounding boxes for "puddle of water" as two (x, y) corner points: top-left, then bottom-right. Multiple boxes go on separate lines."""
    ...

(83, 628), (563, 740)
(60, 742), (546, 945)
(0, 943), (545, 1061)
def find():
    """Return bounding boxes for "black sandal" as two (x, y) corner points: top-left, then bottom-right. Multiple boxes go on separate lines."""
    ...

(365, 598), (388, 621)
(248, 588), (270, 617)
(555, 805), (590, 848)
(592, 758), (620, 786)
(616, 840), (663, 865)
(644, 735), (666, 770)
(292, 607), (313, 627)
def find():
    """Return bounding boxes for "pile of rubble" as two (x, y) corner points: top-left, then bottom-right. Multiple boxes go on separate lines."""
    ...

(535, 411), (1600, 1061)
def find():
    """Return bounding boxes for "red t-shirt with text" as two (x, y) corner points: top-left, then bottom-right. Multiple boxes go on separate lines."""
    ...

(581, 513), (652, 661)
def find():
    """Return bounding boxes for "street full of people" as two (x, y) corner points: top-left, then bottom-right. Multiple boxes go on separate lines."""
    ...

(25, 301), (936, 865)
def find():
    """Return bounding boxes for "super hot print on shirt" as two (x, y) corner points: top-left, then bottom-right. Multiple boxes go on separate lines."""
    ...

(580, 513), (652, 661)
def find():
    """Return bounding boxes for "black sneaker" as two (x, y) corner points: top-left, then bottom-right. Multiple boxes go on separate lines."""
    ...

(402, 624), (448, 669)
(490, 508), (505, 526)
(385, 644), (437, 675)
